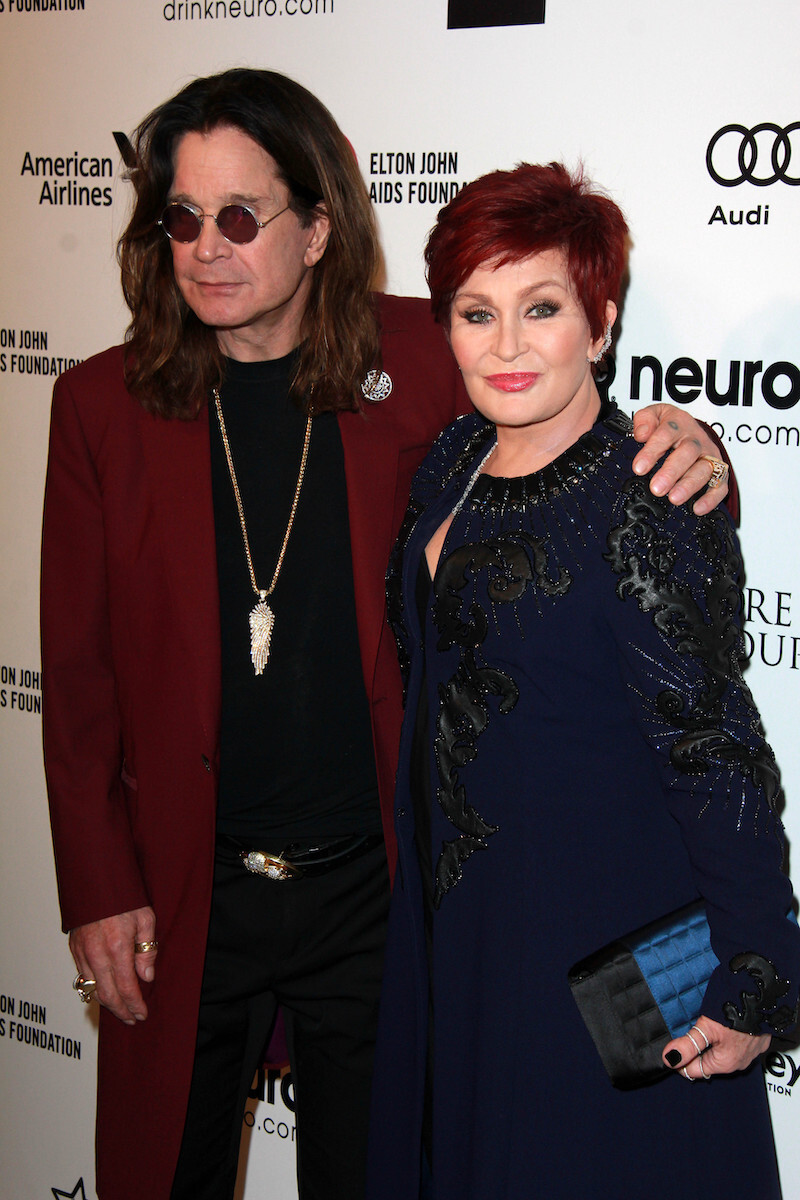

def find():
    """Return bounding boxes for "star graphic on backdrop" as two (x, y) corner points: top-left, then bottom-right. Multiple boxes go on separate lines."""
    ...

(52, 1179), (87, 1200)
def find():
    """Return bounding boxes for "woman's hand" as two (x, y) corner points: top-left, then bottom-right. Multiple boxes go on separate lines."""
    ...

(663, 1016), (771, 1081)
(631, 404), (730, 515)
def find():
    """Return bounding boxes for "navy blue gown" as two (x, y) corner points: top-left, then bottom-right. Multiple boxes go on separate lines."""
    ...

(367, 403), (800, 1200)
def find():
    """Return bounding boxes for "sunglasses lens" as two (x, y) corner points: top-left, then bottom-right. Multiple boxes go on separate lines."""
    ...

(216, 205), (261, 244)
(160, 204), (202, 242)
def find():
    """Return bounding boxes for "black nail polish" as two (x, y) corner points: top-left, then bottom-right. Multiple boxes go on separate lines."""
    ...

(665, 1049), (682, 1067)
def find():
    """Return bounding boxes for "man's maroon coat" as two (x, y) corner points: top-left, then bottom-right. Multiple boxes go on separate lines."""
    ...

(41, 294), (469, 1200)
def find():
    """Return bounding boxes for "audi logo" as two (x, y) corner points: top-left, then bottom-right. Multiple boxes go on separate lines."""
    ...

(706, 123), (800, 187)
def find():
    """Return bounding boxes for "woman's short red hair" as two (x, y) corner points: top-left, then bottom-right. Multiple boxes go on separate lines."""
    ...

(425, 162), (629, 340)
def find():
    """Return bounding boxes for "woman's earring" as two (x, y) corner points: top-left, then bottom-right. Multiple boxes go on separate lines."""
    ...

(591, 322), (613, 364)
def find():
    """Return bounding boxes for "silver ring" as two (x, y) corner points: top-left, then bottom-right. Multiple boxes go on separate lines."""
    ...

(686, 1032), (703, 1058)
(682, 1067), (694, 1082)
(699, 1058), (712, 1081)
(691, 1024), (710, 1051)
(72, 973), (97, 1004)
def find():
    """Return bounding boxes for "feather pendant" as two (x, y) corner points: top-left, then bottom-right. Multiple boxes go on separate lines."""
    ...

(249, 595), (275, 675)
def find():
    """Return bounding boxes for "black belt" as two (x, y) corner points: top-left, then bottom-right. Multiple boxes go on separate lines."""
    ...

(216, 831), (383, 881)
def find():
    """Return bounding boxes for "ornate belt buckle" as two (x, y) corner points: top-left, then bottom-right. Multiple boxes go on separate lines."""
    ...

(240, 850), (300, 881)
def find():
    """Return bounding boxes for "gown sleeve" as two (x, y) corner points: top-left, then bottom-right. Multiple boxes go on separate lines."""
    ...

(602, 468), (799, 1036)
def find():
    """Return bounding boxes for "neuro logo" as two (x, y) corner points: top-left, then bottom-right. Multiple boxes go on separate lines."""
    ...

(448, 0), (545, 29)
(706, 123), (800, 187)
(52, 1181), (88, 1200)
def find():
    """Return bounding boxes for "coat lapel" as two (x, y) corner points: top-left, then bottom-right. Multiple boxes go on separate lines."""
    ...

(338, 405), (400, 701)
(139, 403), (221, 746)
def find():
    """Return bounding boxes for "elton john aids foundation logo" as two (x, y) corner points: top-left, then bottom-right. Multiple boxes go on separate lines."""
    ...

(448, 0), (545, 29)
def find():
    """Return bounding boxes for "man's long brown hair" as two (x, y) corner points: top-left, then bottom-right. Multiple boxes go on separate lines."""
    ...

(118, 69), (382, 418)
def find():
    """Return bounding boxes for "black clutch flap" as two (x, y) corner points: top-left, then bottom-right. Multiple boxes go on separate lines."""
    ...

(568, 901), (717, 1089)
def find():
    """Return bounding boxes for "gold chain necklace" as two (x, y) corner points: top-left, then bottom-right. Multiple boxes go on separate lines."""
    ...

(213, 387), (312, 675)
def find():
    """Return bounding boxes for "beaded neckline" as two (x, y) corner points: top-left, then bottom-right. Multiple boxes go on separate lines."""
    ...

(467, 402), (631, 513)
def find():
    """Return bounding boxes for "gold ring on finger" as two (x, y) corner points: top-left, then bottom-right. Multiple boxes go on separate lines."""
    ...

(700, 455), (729, 489)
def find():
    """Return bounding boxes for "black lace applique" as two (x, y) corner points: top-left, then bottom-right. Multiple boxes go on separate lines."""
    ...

(722, 952), (798, 1034)
(431, 534), (571, 907)
(433, 534), (572, 651)
(605, 477), (780, 812)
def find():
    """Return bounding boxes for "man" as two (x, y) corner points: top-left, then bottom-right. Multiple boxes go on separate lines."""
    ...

(41, 68), (731, 1200)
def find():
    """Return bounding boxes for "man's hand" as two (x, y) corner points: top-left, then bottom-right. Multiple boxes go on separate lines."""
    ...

(69, 906), (157, 1025)
(632, 404), (729, 515)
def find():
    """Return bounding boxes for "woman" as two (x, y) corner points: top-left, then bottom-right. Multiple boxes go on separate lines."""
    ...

(367, 163), (800, 1199)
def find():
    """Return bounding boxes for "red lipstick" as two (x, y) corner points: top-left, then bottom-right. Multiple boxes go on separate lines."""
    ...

(485, 373), (538, 392)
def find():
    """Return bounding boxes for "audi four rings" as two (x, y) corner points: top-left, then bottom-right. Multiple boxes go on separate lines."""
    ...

(706, 123), (800, 187)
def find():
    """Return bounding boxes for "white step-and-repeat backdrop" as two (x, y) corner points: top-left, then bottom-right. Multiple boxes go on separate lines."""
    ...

(0, 2), (797, 1196)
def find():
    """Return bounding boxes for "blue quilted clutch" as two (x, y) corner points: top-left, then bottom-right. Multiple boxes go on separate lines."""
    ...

(567, 901), (718, 1089)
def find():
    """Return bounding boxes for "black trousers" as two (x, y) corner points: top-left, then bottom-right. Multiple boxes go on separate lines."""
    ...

(170, 839), (389, 1200)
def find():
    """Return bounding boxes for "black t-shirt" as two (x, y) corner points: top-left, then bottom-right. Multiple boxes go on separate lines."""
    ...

(209, 353), (380, 841)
